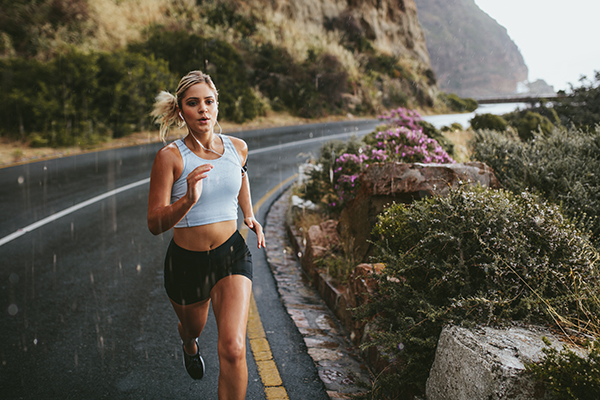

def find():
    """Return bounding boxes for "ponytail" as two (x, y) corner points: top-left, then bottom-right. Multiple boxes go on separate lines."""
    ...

(150, 91), (184, 143)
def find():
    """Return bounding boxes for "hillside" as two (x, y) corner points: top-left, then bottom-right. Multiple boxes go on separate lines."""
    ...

(0, 0), (443, 147)
(414, 0), (528, 98)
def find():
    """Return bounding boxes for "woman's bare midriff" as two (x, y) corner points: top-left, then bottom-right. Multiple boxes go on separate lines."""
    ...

(173, 220), (238, 251)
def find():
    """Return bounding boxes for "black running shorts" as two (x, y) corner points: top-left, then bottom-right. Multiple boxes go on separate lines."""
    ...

(164, 230), (253, 305)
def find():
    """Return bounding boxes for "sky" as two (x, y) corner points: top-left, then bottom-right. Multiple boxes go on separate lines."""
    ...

(473, 0), (600, 92)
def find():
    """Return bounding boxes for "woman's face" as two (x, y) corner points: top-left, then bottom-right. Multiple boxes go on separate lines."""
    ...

(179, 83), (218, 135)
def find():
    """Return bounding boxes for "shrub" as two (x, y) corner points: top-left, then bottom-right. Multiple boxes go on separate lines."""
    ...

(0, 50), (174, 145)
(204, 1), (257, 36)
(503, 110), (555, 141)
(470, 113), (508, 132)
(441, 123), (464, 132)
(440, 93), (478, 112)
(0, 0), (91, 57)
(526, 338), (600, 400)
(250, 43), (349, 118)
(302, 138), (364, 213)
(303, 108), (454, 212)
(554, 71), (600, 129)
(379, 107), (455, 156)
(357, 185), (600, 398)
(129, 27), (259, 123)
(470, 126), (600, 247)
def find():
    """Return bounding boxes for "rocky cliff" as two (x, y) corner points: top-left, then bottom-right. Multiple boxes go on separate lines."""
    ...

(414, 0), (528, 98)
(246, 0), (431, 68)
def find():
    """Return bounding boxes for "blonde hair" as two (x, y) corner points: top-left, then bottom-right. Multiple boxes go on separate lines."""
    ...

(150, 70), (219, 142)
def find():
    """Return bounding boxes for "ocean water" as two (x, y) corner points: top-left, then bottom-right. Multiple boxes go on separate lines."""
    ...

(423, 103), (528, 129)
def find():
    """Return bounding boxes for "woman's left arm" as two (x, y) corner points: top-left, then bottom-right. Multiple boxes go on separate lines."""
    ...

(233, 137), (265, 249)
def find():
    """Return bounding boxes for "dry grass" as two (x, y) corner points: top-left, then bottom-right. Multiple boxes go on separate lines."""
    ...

(442, 129), (473, 163)
(88, 0), (175, 51)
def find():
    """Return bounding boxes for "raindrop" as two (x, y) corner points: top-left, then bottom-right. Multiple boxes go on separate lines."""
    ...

(136, 264), (141, 274)
(33, 338), (38, 345)
(17, 176), (24, 184)
(8, 304), (18, 316)
(397, 342), (405, 351)
(90, 272), (94, 284)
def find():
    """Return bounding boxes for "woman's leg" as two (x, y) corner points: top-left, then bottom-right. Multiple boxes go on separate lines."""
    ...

(210, 275), (253, 400)
(170, 298), (211, 355)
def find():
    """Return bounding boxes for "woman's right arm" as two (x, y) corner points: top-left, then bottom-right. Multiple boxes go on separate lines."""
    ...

(147, 145), (212, 235)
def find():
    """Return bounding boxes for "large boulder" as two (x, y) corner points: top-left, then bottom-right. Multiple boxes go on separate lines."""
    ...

(426, 325), (573, 400)
(338, 162), (500, 263)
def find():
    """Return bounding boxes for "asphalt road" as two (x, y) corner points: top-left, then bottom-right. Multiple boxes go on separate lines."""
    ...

(0, 119), (378, 399)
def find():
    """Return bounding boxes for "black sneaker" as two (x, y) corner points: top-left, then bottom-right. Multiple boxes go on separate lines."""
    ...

(182, 338), (205, 380)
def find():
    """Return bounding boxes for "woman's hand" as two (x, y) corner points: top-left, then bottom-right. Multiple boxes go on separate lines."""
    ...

(244, 217), (265, 249)
(186, 164), (213, 204)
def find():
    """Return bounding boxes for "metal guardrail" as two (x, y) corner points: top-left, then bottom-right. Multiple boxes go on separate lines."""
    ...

(474, 94), (567, 104)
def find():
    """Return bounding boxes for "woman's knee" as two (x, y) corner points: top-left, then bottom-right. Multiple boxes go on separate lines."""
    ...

(218, 335), (246, 365)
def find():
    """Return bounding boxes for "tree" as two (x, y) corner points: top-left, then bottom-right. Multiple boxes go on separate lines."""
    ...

(554, 71), (600, 129)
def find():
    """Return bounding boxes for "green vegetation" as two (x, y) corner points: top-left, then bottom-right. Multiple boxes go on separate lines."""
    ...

(128, 28), (260, 123)
(439, 92), (478, 112)
(555, 72), (600, 129)
(303, 108), (454, 213)
(0, 50), (175, 146)
(356, 185), (600, 399)
(250, 44), (349, 118)
(470, 126), (600, 248)
(0, 0), (441, 146)
(526, 338), (600, 400)
(502, 109), (555, 141)
(470, 113), (508, 132)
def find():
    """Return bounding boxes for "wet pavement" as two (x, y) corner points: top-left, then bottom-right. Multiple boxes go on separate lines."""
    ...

(264, 189), (372, 398)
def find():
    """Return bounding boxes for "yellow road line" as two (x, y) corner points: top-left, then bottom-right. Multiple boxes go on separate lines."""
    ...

(241, 173), (297, 400)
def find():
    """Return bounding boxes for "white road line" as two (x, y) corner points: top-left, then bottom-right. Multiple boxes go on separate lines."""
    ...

(0, 128), (374, 247)
(248, 128), (372, 154)
(0, 179), (150, 247)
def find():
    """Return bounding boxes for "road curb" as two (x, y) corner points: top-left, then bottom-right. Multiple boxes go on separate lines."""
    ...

(264, 188), (372, 399)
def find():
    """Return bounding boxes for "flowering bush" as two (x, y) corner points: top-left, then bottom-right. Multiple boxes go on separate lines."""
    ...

(304, 107), (455, 211)
(377, 107), (423, 131)
(364, 127), (454, 164)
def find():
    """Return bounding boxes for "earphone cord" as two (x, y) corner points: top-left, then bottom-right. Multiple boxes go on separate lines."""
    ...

(189, 131), (223, 156)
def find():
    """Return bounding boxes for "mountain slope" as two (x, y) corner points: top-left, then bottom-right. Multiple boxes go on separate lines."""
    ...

(415, 0), (528, 97)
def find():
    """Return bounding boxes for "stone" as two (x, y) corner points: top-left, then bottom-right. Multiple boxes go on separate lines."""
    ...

(302, 219), (340, 277)
(338, 162), (500, 263)
(291, 194), (318, 212)
(347, 263), (385, 308)
(426, 325), (574, 400)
